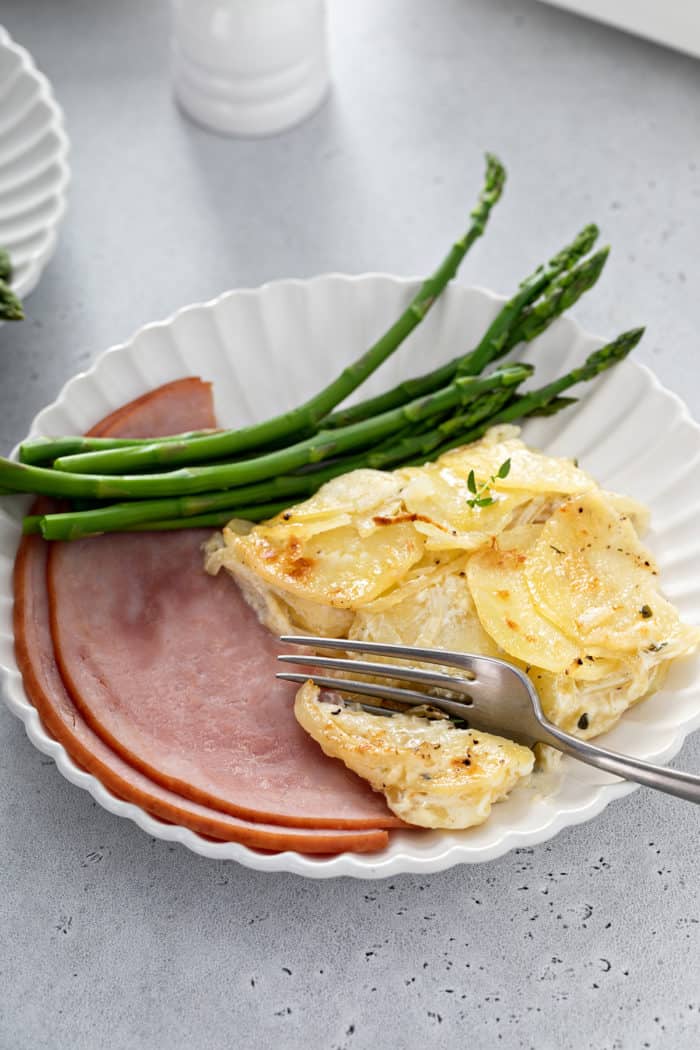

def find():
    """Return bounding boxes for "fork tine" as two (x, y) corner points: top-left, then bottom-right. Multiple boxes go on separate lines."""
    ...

(275, 674), (397, 717)
(279, 634), (483, 678)
(276, 672), (473, 721)
(277, 653), (474, 698)
(276, 671), (440, 708)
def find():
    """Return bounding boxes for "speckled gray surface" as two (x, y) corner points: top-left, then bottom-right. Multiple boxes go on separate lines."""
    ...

(1, 2), (699, 1047)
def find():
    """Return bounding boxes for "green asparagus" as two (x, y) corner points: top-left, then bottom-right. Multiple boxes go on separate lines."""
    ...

(43, 155), (504, 476)
(420, 328), (645, 460)
(323, 241), (606, 430)
(19, 429), (220, 466)
(23, 500), (291, 539)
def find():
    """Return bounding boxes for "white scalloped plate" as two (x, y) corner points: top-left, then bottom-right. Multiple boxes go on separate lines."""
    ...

(0, 25), (69, 301)
(1, 276), (699, 879)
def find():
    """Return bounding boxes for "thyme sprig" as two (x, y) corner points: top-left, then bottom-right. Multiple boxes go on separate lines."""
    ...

(466, 457), (511, 508)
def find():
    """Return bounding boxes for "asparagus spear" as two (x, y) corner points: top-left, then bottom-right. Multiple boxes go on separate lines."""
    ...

(19, 429), (219, 466)
(33, 478), (324, 540)
(39, 155), (504, 476)
(1, 364), (531, 500)
(505, 248), (608, 347)
(24, 500), (291, 539)
(308, 388), (573, 476)
(0, 279), (23, 321)
(527, 396), (578, 417)
(359, 386), (516, 470)
(323, 235), (604, 430)
(128, 506), (292, 530)
(421, 328), (645, 460)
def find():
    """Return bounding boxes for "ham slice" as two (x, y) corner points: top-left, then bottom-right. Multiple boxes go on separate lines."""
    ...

(48, 528), (401, 829)
(87, 377), (217, 440)
(14, 531), (387, 851)
(15, 377), (399, 849)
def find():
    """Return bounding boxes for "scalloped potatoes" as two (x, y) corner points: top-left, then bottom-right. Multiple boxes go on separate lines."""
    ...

(205, 426), (700, 829)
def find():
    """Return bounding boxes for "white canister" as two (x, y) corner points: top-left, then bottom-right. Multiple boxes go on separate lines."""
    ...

(171, 0), (330, 137)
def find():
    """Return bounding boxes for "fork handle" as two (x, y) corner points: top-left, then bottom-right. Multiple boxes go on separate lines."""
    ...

(543, 722), (700, 803)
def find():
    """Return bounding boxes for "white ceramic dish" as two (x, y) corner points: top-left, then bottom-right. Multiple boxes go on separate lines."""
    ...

(1, 275), (699, 879)
(0, 25), (69, 300)
(537, 1), (700, 61)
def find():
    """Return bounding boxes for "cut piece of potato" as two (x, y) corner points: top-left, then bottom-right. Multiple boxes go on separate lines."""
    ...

(410, 519), (494, 553)
(525, 492), (680, 651)
(467, 546), (582, 672)
(204, 544), (355, 637)
(294, 681), (534, 829)
(227, 521), (425, 608)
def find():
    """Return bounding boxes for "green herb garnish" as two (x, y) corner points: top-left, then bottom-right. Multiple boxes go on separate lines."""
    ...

(466, 457), (511, 509)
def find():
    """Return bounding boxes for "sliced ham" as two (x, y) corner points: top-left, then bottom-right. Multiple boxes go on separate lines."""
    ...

(87, 377), (216, 440)
(16, 376), (399, 847)
(49, 527), (401, 829)
(14, 529), (387, 853)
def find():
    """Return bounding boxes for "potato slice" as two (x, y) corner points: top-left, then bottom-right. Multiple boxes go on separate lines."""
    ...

(398, 462), (529, 540)
(602, 490), (650, 534)
(269, 469), (404, 524)
(254, 514), (353, 543)
(494, 524), (543, 552)
(355, 551), (468, 613)
(350, 563), (502, 659)
(438, 436), (595, 496)
(228, 521), (424, 608)
(532, 658), (666, 738)
(525, 493), (680, 651)
(467, 547), (582, 672)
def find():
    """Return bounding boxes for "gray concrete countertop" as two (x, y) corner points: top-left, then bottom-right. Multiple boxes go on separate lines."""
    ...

(1, 2), (699, 1047)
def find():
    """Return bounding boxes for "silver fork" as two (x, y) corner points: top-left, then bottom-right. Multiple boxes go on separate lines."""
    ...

(277, 635), (700, 804)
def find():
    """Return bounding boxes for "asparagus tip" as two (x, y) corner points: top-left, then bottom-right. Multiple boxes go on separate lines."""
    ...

(579, 326), (645, 380)
(469, 153), (506, 228)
